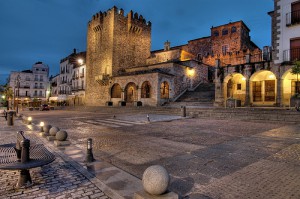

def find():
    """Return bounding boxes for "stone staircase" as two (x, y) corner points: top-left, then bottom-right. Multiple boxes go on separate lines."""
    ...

(168, 83), (215, 107)
(187, 107), (300, 123)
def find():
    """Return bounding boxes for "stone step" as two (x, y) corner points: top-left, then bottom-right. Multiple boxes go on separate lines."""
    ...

(187, 108), (300, 123)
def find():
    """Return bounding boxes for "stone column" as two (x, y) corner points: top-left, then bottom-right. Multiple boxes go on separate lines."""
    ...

(137, 86), (141, 101)
(121, 88), (125, 101)
(214, 59), (225, 107)
(244, 64), (252, 106)
(276, 77), (282, 107)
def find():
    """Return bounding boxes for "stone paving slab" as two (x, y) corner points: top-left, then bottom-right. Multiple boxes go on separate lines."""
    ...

(14, 109), (300, 198)
(190, 159), (300, 199)
(0, 117), (122, 199)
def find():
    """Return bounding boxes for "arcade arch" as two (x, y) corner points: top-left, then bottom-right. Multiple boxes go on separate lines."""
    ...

(250, 70), (276, 105)
(223, 73), (246, 104)
(125, 82), (137, 103)
(282, 69), (300, 106)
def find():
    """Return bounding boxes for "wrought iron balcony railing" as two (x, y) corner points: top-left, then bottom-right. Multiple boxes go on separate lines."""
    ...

(283, 48), (300, 62)
(286, 10), (300, 26)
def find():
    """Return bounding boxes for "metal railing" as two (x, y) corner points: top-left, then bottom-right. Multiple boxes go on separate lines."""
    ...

(286, 10), (300, 26)
(283, 48), (300, 62)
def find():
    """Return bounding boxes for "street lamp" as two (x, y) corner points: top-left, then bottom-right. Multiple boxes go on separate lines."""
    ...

(78, 58), (84, 65)
(14, 74), (21, 114)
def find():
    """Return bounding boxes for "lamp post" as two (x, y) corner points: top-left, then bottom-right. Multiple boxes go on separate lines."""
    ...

(15, 74), (21, 114)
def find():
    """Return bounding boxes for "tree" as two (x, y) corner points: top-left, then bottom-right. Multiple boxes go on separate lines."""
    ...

(3, 86), (13, 110)
(291, 60), (300, 94)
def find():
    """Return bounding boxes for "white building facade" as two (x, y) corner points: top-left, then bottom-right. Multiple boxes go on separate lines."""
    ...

(50, 49), (86, 105)
(269, 0), (300, 106)
(9, 62), (50, 107)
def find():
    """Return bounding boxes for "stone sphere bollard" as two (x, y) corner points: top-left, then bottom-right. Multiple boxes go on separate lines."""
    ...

(142, 165), (170, 195)
(56, 130), (68, 141)
(49, 127), (60, 136)
(43, 124), (52, 134)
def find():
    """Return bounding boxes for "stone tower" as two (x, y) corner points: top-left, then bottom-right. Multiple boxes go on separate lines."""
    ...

(85, 6), (151, 106)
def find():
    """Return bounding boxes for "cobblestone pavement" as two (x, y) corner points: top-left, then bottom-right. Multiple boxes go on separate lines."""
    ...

(0, 116), (119, 199)
(19, 109), (300, 198)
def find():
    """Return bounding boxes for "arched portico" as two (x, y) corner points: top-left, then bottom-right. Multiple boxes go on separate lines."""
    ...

(125, 82), (137, 103)
(223, 73), (246, 105)
(250, 70), (277, 106)
(282, 69), (300, 106)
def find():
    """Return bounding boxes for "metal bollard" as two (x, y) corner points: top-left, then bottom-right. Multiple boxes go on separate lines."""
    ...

(181, 106), (186, 117)
(40, 122), (44, 132)
(7, 111), (14, 126)
(85, 138), (95, 162)
(147, 114), (150, 122)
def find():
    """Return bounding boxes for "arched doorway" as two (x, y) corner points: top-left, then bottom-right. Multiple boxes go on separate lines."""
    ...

(111, 83), (122, 98)
(282, 69), (300, 106)
(141, 81), (151, 98)
(125, 82), (137, 103)
(160, 81), (169, 99)
(223, 73), (246, 105)
(250, 70), (277, 105)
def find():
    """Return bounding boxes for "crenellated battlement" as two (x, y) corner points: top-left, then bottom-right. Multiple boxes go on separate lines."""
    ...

(88, 6), (151, 30)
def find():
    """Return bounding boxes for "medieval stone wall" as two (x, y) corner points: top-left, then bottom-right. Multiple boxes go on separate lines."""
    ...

(85, 7), (151, 106)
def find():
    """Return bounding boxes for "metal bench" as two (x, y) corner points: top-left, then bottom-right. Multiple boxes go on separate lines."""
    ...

(0, 131), (55, 188)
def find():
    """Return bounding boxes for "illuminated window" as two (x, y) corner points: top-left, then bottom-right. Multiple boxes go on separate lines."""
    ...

(222, 45), (229, 55)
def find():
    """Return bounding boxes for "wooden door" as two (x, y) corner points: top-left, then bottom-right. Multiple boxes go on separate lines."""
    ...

(252, 81), (262, 102)
(265, 80), (275, 101)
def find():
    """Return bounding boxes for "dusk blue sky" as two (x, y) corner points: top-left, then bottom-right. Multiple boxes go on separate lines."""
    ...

(0, 0), (274, 84)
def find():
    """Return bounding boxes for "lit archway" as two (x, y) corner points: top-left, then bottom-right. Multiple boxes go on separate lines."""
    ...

(111, 83), (122, 98)
(282, 69), (300, 106)
(125, 82), (137, 103)
(250, 70), (276, 105)
(223, 73), (246, 104)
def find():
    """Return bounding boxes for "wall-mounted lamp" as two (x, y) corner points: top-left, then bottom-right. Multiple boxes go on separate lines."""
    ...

(187, 68), (195, 77)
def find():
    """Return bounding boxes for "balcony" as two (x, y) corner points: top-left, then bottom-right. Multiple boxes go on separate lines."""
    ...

(286, 10), (300, 26)
(80, 73), (84, 78)
(283, 48), (300, 62)
(72, 86), (78, 91)
(78, 86), (85, 91)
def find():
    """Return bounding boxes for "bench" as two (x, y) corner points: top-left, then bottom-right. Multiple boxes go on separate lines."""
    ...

(0, 131), (55, 188)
